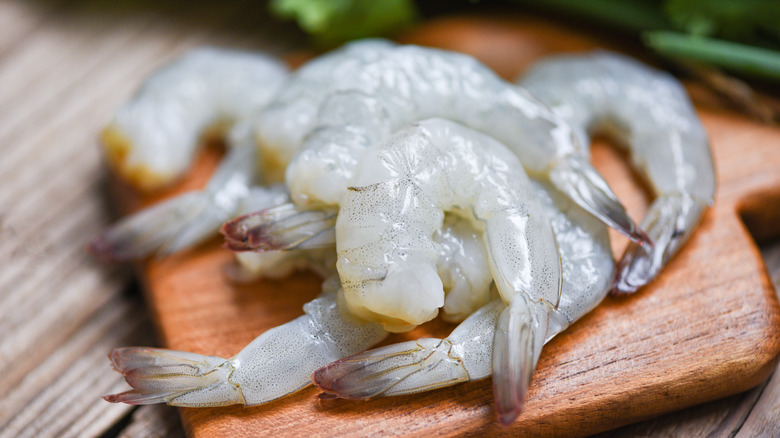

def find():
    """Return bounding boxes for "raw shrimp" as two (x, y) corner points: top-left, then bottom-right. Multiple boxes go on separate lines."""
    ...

(104, 275), (387, 407)
(104, 212), (495, 406)
(90, 48), (289, 259)
(334, 118), (560, 328)
(331, 118), (561, 422)
(518, 51), (716, 293)
(313, 177), (614, 425)
(253, 40), (647, 245)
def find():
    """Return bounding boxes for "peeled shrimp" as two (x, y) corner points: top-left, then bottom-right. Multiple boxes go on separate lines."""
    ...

(331, 117), (561, 422)
(518, 51), (716, 293)
(313, 177), (614, 425)
(254, 40), (647, 245)
(91, 48), (289, 259)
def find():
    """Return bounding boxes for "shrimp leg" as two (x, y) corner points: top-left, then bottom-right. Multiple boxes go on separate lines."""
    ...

(519, 51), (715, 293)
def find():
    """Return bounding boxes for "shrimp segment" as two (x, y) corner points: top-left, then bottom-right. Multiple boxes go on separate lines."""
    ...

(519, 51), (715, 293)
(313, 178), (614, 424)
(254, 40), (646, 244)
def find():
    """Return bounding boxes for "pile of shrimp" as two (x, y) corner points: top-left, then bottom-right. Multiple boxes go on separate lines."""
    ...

(91, 41), (714, 425)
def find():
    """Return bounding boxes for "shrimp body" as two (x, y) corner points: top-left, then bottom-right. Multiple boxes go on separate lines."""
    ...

(336, 118), (561, 331)
(518, 51), (715, 292)
(313, 177), (614, 425)
(255, 40), (645, 244)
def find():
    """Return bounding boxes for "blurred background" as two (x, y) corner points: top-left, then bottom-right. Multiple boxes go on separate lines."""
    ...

(0, 0), (778, 436)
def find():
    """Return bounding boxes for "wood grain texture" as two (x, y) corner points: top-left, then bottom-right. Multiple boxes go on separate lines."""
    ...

(117, 405), (187, 438)
(0, 1), (304, 437)
(108, 13), (780, 438)
(601, 245), (780, 437)
(4, 1), (780, 435)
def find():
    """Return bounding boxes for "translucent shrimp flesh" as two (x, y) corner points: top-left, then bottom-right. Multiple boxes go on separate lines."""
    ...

(331, 117), (562, 421)
(103, 275), (388, 407)
(518, 51), (716, 293)
(253, 40), (648, 245)
(312, 177), (614, 425)
(90, 48), (289, 259)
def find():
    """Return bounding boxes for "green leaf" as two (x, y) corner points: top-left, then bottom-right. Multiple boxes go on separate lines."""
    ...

(269, 0), (418, 47)
(506, 0), (670, 33)
(644, 30), (780, 81)
(664, 0), (780, 45)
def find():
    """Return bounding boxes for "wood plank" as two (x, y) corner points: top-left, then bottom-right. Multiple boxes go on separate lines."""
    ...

(117, 405), (186, 438)
(598, 243), (780, 437)
(107, 12), (780, 438)
(0, 1), (305, 437)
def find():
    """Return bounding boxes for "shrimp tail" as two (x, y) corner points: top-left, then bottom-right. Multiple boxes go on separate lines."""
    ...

(492, 295), (549, 426)
(88, 191), (216, 261)
(89, 137), (265, 261)
(312, 299), (502, 399)
(612, 194), (709, 294)
(103, 347), (245, 407)
(549, 155), (652, 247)
(221, 203), (337, 251)
(312, 339), (471, 399)
(106, 291), (387, 407)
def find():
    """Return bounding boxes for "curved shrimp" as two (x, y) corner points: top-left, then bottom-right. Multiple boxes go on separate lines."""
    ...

(518, 51), (716, 293)
(330, 117), (561, 422)
(103, 211), (495, 407)
(251, 40), (648, 245)
(90, 48), (289, 259)
(335, 118), (561, 329)
(313, 177), (614, 425)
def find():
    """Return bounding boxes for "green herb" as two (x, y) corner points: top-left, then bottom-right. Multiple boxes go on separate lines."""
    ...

(665, 0), (780, 46)
(645, 31), (780, 81)
(269, 0), (418, 47)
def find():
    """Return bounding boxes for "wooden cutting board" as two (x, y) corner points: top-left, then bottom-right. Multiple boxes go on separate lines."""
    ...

(114, 13), (780, 437)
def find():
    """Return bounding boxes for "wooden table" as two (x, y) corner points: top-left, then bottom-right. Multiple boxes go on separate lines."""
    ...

(1, 1), (778, 436)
